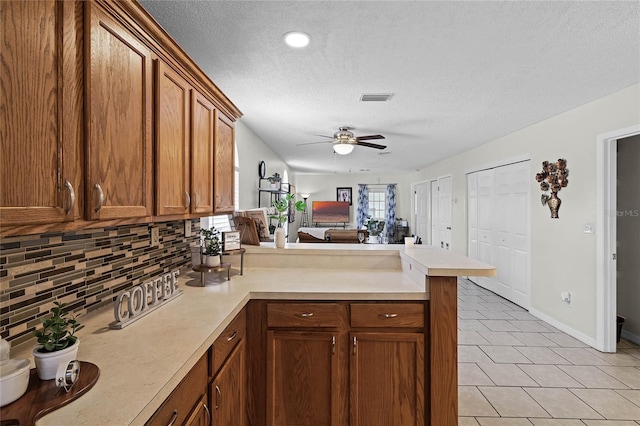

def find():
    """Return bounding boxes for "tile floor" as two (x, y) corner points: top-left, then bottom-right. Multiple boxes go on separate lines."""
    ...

(457, 278), (640, 426)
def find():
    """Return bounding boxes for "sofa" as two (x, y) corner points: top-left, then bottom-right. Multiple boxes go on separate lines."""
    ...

(297, 228), (368, 243)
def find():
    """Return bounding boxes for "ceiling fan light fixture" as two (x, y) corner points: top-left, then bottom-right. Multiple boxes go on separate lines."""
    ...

(283, 31), (310, 48)
(333, 143), (354, 155)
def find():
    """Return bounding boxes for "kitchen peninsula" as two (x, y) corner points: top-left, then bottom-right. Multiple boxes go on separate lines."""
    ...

(5, 245), (495, 426)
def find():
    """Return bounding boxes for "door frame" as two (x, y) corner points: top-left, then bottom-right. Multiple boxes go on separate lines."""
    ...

(596, 124), (640, 352)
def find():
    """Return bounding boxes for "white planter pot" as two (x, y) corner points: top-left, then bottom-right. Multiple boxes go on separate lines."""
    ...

(274, 228), (286, 248)
(367, 235), (378, 244)
(204, 255), (220, 267)
(33, 339), (79, 380)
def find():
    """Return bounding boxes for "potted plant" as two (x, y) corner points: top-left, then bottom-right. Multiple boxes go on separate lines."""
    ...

(200, 227), (221, 267)
(364, 216), (386, 243)
(32, 301), (84, 380)
(267, 173), (281, 189)
(269, 193), (306, 248)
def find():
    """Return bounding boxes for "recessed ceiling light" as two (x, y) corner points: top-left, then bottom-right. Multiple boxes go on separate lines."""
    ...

(284, 31), (310, 48)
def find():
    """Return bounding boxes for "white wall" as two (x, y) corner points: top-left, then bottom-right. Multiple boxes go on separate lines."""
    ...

(235, 120), (291, 210)
(406, 84), (640, 344)
(617, 134), (640, 343)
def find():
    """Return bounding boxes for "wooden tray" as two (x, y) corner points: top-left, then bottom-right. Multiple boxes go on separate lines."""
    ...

(0, 361), (99, 426)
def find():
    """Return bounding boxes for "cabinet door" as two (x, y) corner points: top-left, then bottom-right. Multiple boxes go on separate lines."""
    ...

(184, 394), (211, 426)
(156, 60), (190, 216)
(86, 3), (153, 220)
(266, 331), (340, 426)
(0, 0), (82, 226)
(211, 340), (245, 426)
(191, 90), (215, 215)
(213, 111), (235, 214)
(350, 332), (424, 426)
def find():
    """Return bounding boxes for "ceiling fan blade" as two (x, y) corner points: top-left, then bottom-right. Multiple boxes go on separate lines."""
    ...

(356, 141), (387, 149)
(297, 140), (334, 146)
(355, 134), (385, 141)
(314, 134), (334, 139)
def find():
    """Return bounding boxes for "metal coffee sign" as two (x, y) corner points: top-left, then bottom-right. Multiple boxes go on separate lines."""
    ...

(110, 269), (182, 329)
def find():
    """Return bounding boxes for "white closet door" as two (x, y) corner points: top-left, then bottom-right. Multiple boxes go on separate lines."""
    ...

(477, 169), (496, 292)
(509, 161), (531, 309)
(467, 173), (479, 262)
(467, 161), (530, 309)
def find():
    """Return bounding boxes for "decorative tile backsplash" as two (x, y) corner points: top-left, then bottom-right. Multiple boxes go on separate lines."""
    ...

(0, 220), (200, 347)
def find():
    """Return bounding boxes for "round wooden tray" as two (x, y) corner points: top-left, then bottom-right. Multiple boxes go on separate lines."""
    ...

(0, 361), (99, 426)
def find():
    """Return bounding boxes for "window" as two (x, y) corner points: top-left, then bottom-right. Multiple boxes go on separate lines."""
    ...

(368, 188), (386, 221)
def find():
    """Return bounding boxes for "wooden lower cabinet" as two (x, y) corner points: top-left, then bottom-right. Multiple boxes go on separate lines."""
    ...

(211, 338), (245, 425)
(260, 301), (426, 426)
(350, 332), (425, 425)
(184, 394), (211, 426)
(266, 331), (342, 426)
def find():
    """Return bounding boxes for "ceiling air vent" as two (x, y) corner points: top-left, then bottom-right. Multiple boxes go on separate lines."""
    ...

(360, 93), (394, 102)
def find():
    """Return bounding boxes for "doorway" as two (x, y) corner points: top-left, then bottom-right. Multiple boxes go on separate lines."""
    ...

(597, 124), (640, 352)
(413, 181), (431, 244)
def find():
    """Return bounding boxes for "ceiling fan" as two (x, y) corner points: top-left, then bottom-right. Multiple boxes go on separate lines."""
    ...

(298, 126), (387, 155)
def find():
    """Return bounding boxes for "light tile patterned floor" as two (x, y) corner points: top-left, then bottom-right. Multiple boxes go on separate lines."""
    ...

(458, 278), (640, 425)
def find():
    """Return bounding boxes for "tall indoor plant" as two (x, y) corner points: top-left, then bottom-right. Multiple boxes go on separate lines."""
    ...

(32, 301), (84, 380)
(269, 193), (306, 248)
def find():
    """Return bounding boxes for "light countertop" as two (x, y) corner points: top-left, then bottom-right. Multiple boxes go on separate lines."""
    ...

(7, 244), (494, 425)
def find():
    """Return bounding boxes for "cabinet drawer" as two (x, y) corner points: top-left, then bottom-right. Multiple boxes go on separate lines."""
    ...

(267, 303), (340, 328)
(212, 308), (246, 375)
(350, 303), (424, 328)
(146, 354), (207, 426)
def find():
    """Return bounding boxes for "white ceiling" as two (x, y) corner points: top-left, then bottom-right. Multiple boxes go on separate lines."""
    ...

(140, 0), (639, 174)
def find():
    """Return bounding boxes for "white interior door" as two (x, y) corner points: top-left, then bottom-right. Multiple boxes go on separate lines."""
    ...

(476, 169), (496, 292)
(430, 180), (438, 246)
(467, 173), (478, 261)
(414, 182), (430, 243)
(438, 176), (452, 250)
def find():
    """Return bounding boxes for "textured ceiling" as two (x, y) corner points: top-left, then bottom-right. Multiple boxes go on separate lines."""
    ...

(140, 0), (640, 174)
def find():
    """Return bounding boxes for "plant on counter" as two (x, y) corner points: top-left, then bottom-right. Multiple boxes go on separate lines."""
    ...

(32, 301), (84, 380)
(33, 302), (83, 353)
(200, 226), (221, 266)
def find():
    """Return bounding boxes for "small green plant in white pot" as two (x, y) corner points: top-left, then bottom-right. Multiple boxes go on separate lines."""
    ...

(32, 301), (83, 380)
(269, 193), (306, 248)
(200, 226), (221, 267)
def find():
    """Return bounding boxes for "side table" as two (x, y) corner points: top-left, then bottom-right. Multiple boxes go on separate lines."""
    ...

(221, 248), (246, 275)
(193, 262), (231, 286)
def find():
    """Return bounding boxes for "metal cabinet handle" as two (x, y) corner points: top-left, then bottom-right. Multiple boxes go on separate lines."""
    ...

(167, 409), (178, 426)
(332, 335), (336, 355)
(94, 183), (104, 213)
(297, 312), (314, 318)
(184, 191), (191, 210)
(215, 385), (221, 409)
(381, 313), (398, 318)
(64, 180), (75, 215)
(226, 331), (237, 342)
(204, 404), (211, 426)
(352, 336), (357, 354)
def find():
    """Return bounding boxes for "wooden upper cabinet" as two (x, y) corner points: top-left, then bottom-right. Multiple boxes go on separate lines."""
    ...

(155, 60), (191, 216)
(0, 0), (82, 227)
(85, 2), (153, 220)
(191, 90), (215, 215)
(214, 112), (235, 214)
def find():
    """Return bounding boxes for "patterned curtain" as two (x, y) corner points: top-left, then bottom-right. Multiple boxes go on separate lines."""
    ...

(385, 184), (397, 241)
(356, 184), (369, 229)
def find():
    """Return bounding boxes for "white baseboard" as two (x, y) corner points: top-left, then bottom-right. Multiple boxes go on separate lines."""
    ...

(621, 329), (640, 346)
(529, 308), (598, 349)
